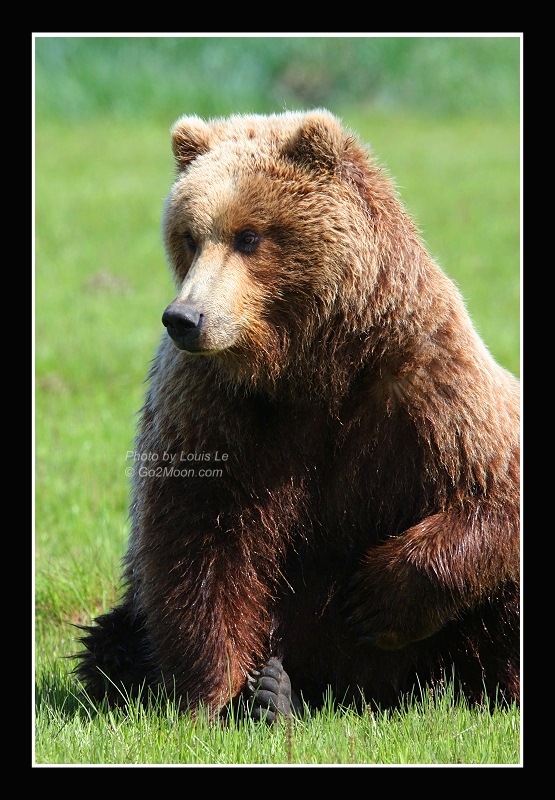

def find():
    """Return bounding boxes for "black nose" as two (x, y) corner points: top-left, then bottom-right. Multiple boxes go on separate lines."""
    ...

(162, 303), (205, 351)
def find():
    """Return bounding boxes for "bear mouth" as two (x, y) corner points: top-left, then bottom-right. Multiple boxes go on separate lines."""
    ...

(167, 332), (209, 354)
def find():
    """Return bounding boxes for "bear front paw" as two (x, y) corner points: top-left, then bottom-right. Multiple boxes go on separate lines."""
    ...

(343, 568), (445, 650)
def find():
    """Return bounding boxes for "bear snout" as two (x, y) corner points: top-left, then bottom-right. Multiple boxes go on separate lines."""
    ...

(162, 302), (205, 352)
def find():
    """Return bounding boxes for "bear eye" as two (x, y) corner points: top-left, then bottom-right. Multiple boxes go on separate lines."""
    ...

(182, 232), (197, 253)
(234, 229), (260, 254)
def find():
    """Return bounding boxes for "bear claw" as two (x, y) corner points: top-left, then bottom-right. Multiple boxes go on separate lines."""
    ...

(246, 657), (300, 724)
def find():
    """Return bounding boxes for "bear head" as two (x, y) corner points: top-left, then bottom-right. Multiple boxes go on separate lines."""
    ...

(161, 110), (420, 392)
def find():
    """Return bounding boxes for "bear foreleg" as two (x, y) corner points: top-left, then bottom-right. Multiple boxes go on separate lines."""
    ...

(344, 508), (519, 650)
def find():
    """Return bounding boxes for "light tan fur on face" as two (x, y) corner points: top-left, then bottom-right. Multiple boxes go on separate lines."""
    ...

(163, 170), (282, 358)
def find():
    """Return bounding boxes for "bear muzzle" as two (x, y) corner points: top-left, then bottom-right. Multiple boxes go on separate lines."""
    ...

(162, 302), (206, 352)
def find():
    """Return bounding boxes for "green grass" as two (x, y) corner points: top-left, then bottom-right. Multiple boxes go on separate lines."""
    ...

(35, 668), (520, 765)
(34, 36), (520, 122)
(34, 36), (521, 766)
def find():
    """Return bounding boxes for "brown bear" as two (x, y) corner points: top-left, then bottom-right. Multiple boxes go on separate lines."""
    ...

(75, 110), (520, 722)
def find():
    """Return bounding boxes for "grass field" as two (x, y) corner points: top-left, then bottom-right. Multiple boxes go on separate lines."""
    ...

(34, 36), (521, 767)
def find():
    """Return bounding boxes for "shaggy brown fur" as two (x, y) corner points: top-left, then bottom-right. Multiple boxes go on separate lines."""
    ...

(75, 110), (520, 718)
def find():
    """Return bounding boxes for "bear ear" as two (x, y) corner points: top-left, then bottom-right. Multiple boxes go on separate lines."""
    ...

(170, 116), (211, 171)
(282, 111), (344, 175)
